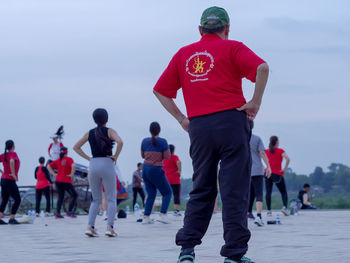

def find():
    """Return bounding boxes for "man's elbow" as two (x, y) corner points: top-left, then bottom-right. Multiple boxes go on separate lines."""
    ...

(153, 89), (159, 97)
(73, 145), (79, 153)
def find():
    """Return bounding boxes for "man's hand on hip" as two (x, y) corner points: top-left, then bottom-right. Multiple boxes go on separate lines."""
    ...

(237, 100), (260, 120)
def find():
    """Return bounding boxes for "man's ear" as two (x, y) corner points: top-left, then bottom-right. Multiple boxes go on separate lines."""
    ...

(199, 25), (204, 36)
(225, 25), (230, 36)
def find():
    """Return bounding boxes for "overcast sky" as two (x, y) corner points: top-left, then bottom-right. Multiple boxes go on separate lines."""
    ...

(0, 0), (349, 185)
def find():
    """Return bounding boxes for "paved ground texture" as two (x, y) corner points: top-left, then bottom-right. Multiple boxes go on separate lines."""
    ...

(0, 210), (349, 263)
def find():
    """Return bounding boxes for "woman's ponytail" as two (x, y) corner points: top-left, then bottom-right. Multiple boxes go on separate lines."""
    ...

(93, 108), (114, 154)
(4, 140), (14, 162)
(150, 122), (161, 147)
(269, 136), (278, 154)
(60, 147), (68, 160)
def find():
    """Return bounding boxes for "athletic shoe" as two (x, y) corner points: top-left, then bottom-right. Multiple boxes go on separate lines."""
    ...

(55, 213), (64, 219)
(157, 213), (170, 224)
(224, 256), (255, 263)
(267, 211), (272, 217)
(247, 212), (255, 220)
(8, 218), (20, 225)
(85, 226), (98, 237)
(105, 226), (117, 237)
(174, 210), (182, 217)
(254, 217), (264, 227)
(177, 248), (195, 263)
(45, 212), (50, 217)
(281, 207), (290, 216)
(142, 216), (154, 224)
(0, 219), (8, 225)
(66, 212), (77, 218)
(36, 213), (40, 217)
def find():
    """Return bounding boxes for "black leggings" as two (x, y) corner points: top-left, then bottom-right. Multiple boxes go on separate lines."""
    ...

(0, 179), (21, 215)
(55, 182), (77, 213)
(248, 176), (264, 213)
(265, 174), (288, 210)
(35, 186), (51, 213)
(171, 184), (181, 205)
(132, 187), (145, 210)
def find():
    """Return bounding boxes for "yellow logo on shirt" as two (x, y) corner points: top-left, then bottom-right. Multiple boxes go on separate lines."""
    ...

(186, 51), (214, 80)
(193, 56), (206, 73)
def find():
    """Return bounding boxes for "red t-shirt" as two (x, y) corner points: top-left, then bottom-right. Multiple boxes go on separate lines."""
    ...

(265, 148), (285, 176)
(50, 156), (74, 183)
(154, 34), (265, 118)
(0, 152), (20, 181)
(163, 155), (181, 185)
(35, 165), (50, 189)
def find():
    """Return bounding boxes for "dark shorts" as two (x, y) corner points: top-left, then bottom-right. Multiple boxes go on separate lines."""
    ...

(171, 184), (181, 205)
(251, 176), (263, 201)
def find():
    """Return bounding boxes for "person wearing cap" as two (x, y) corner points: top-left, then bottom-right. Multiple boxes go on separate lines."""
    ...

(153, 6), (269, 263)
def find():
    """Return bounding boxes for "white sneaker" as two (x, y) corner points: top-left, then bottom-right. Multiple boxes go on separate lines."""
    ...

(254, 217), (264, 227)
(157, 213), (170, 224)
(105, 226), (117, 237)
(173, 210), (182, 217)
(142, 216), (154, 224)
(267, 211), (272, 217)
(281, 207), (290, 216)
(85, 226), (98, 237)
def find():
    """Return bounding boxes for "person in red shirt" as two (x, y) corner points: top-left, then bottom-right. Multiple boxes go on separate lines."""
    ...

(153, 6), (269, 263)
(265, 136), (290, 217)
(34, 157), (53, 216)
(163, 144), (182, 216)
(48, 147), (77, 219)
(0, 140), (21, 225)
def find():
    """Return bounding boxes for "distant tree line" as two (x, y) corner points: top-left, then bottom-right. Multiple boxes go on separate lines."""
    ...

(178, 163), (350, 198)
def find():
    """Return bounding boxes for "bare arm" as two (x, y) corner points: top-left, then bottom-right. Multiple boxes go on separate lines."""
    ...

(259, 150), (271, 178)
(9, 159), (17, 181)
(69, 163), (76, 178)
(281, 152), (290, 174)
(108, 128), (123, 161)
(163, 149), (171, 160)
(73, 132), (91, 161)
(177, 160), (182, 175)
(153, 90), (190, 132)
(238, 63), (269, 120)
(303, 193), (312, 206)
(136, 174), (143, 183)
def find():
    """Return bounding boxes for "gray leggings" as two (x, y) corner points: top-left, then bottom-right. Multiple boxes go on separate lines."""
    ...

(88, 157), (116, 227)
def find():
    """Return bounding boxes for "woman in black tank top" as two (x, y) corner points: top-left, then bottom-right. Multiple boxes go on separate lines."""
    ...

(74, 108), (123, 237)
(88, 127), (113, 158)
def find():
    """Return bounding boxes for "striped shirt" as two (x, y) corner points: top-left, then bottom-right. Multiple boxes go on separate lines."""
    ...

(141, 137), (171, 166)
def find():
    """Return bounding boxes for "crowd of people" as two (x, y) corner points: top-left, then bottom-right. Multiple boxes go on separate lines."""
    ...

(0, 6), (319, 263)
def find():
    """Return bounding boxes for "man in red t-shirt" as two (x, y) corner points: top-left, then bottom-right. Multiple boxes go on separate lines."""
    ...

(163, 144), (182, 216)
(153, 6), (269, 263)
